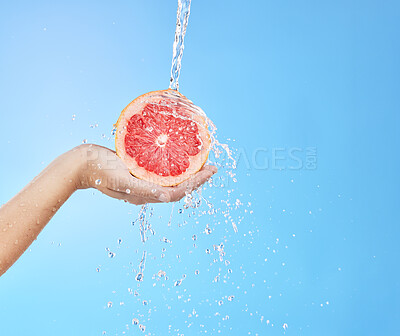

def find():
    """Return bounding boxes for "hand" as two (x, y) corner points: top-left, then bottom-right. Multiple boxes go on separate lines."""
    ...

(75, 144), (217, 205)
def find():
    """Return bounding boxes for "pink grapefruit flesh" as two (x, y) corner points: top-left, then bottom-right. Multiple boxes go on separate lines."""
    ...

(115, 90), (211, 186)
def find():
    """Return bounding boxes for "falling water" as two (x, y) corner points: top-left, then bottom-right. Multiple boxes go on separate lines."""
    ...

(135, 250), (147, 282)
(104, 2), (244, 333)
(169, 0), (192, 91)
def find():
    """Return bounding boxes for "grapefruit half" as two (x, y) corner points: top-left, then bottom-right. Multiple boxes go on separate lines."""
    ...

(115, 89), (211, 186)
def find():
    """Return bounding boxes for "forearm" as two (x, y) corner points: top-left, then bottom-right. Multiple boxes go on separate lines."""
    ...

(0, 148), (82, 276)
(0, 144), (216, 277)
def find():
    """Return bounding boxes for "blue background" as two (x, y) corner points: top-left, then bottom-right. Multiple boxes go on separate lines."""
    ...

(0, 0), (399, 335)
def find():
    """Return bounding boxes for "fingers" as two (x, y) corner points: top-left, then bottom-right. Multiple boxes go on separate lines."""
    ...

(129, 179), (171, 202)
(167, 165), (217, 202)
(202, 165), (218, 175)
(108, 189), (138, 204)
(103, 164), (217, 204)
(101, 187), (162, 205)
(106, 174), (170, 203)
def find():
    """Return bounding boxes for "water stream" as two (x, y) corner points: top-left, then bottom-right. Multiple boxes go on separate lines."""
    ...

(169, 0), (192, 91)
(105, 1), (241, 333)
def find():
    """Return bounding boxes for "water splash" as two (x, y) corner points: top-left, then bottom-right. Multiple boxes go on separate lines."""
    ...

(104, 3), (246, 333)
(135, 250), (147, 282)
(133, 204), (155, 243)
(142, 89), (236, 173)
(169, 0), (192, 91)
(141, 90), (238, 233)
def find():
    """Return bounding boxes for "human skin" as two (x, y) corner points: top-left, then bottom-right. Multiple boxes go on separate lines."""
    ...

(0, 144), (217, 276)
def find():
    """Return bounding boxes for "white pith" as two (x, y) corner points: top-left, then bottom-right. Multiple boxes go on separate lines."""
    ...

(156, 134), (168, 147)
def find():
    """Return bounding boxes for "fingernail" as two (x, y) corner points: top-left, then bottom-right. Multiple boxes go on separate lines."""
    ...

(159, 193), (169, 202)
(208, 166), (218, 174)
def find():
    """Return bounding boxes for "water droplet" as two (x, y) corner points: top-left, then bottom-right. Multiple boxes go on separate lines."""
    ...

(228, 295), (234, 301)
(136, 273), (143, 281)
(82, 139), (88, 144)
(205, 249), (210, 254)
(195, 270), (199, 275)
(96, 267), (100, 272)
(108, 252), (116, 258)
(139, 324), (146, 332)
(72, 114), (76, 121)
(157, 270), (166, 277)
(132, 318), (139, 325)
(95, 179), (101, 186)
(142, 300), (148, 305)
(192, 234), (197, 241)
(107, 301), (112, 308)
(174, 279), (182, 286)
(126, 188), (131, 194)
(118, 238), (122, 245)
(218, 300), (223, 306)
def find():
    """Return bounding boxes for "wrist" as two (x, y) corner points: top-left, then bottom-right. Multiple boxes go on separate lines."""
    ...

(68, 144), (96, 190)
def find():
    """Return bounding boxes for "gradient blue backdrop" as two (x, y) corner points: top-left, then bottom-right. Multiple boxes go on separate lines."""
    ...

(0, 0), (399, 335)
